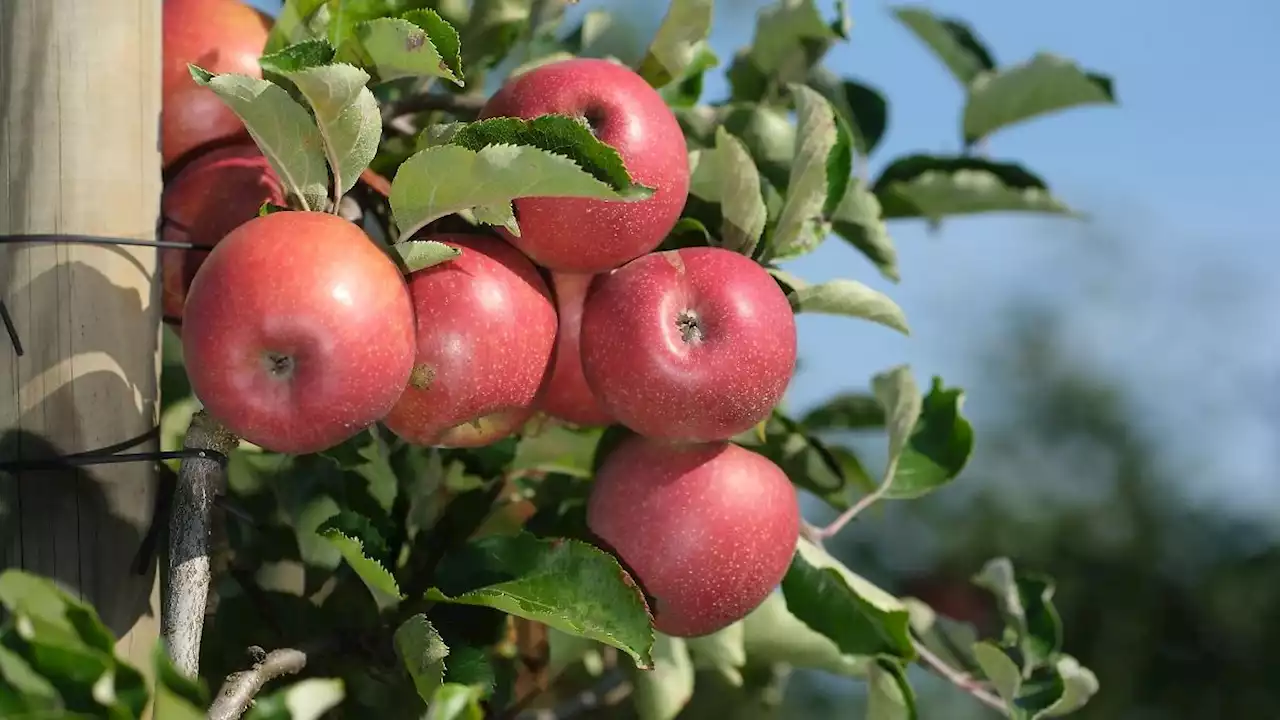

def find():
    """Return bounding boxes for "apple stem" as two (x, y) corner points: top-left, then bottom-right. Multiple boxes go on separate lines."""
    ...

(163, 410), (240, 678)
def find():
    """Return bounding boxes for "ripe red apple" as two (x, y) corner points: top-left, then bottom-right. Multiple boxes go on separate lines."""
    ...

(587, 434), (801, 637)
(161, 142), (285, 328)
(182, 211), (416, 454)
(162, 0), (271, 169)
(382, 234), (557, 448)
(579, 247), (797, 442)
(535, 272), (613, 427)
(478, 58), (690, 274)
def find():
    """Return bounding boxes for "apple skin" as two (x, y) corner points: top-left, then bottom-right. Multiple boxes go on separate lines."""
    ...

(579, 247), (798, 443)
(535, 272), (614, 427)
(181, 211), (417, 455)
(160, 142), (285, 328)
(382, 234), (558, 448)
(162, 0), (271, 169)
(587, 434), (801, 637)
(478, 58), (690, 274)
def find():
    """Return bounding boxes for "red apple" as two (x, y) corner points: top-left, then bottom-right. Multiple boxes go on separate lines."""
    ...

(160, 142), (285, 328)
(535, 272), (613, 427)
(162, 0), (272, 169)
(181, 211), (416, 454)
(382, 234), (558, 448)
(587, 434), (801, 637)
(579, 247), (797, 443)
(478, 58), (690, 274)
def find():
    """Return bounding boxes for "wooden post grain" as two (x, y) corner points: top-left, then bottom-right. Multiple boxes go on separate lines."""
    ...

(0, 0), (164, 694)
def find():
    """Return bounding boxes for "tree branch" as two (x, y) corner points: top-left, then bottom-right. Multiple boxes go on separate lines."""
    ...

(912, 637), (1008, 715)
(162, 410), (239, 677)
(208, 646), (309, 720)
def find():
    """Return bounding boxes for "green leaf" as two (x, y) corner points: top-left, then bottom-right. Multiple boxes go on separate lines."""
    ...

(736, 411), (876, 511)
(716, 105), (797, 190)
(0, 644), (62, 714)
(657, 44), (720, 108)
(972, 558), (1063, 670)
(188, 66), (330, 212)
(885, 377), (974, 499)
(395, 615), (450, 704)
(426, 533), (655, 669)
(867, 658), (918, 720)
(273, 60), (381, 199)
(728, 0), (848, 102)
(349, 10), (465, 85)
(874, 154), (1076, 222)
(831, 180), (899, 282)
(964, 53), (1118, 144)
(972, 641), (1023, 711)
(266, 0), (330, 52)
(808, 67), (889, 156)
(318, 425), (399, 516)
(741, 591), (869, 676)
(258, 38), (338, 76)
(903, 597), (982, 676)
(0, 571), (116, 654)
(687, 128), (767, 257)
(787, 279), (910, 336)
(801, 393), (885, 431)
(873, 365), (924, 481)
(512, 424), (603, 478)
(636, 0), (715, 89)
(425, 682), (485, 720)
(151, 642), (208, 720)
(890, 5), (995, 86)
(781, 538), (915, 659)
(245, 677), (345, 720)
(318, 528), (403, 610)
(546, 628), (605, 677)
(390, 116), (654, 240)
(633, 634), (694, 720)
(1036, 655), (1100, 718)
(767, 85), (837, 260)
(392, 239), (464, 273)
(685, 622), (746, 687)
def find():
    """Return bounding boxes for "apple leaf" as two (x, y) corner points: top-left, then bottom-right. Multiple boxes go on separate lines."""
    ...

(903, 597), (983, 675)
(964, 53), (1118, 145)
(873, 154), (1077, 221)
(688, 129), (767, 257)
(831, 178), (899, 281)
(735, 410), (876, 510)
(867, 658), (919, 720)
(425, 683), (486, 720)
(658, 44), (721, 108)
(632, 634), (694, 720)
(188, 66), (330, 212)
(768, 84), (848, 262)
(727, 0), (849, 102)
(390, 116), (655, 240)
(316, 527), (403, 610)
(801, 393), (884, 431)
(971, 641), (1100, 720)
(873, 364), (924, 483)
(425, 533), (655, 669)
(884, 377), (974, 499)
(0, 570), (116, 654)
(0, 646), (62, 715)
(636, 0), (715, 89)
(972, 641), (1024, 711)
(395, 615), (450, 704)
(392, 240), (463, 273)
(890, 5), (995, 87)
(685, 622), (747, 687)
(151, 642), (208, 720)
(347, 10), (465, 86)
(808, 66), (890, 156)
(781, 538), (915, 659)
(972, 558), (1063, 671)
(265, 0), (329, 52)
(1036, 655), (1101, 718)
(786, 278), (910, 336)
(741, 591), (871, 676)
(244, 678), (345, 720)
(512, 424), (604, 478)
(263, 54), (381, 199)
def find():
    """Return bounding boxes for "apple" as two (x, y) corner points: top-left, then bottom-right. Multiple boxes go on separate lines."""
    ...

(587, 434), (801, 637)
(579, 247), (798, 443)
(478, 58), (690, 274)
(181, 210), (417, 455)
(162, 0), (271, 169)
(535, 272), (613, 427)
(160, 142), (285, 328)
(382, 234), (558, 448)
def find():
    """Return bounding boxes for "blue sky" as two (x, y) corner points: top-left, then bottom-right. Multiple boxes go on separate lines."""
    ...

(250, 0), (1280, 523)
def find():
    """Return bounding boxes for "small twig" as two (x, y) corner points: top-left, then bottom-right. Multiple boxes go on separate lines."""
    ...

(208, 646), (310, 720)
(814, 451), (906, 540)
(163, 410), (239, 678)
(912, 638), (1008, 715)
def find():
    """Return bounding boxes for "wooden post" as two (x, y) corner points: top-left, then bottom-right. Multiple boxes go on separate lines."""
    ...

(0, 0), (164, 693)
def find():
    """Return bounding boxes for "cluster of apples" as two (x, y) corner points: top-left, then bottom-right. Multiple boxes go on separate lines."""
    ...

(161, 0), (801, 638)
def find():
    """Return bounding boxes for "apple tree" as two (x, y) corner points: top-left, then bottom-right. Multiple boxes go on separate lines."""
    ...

(0, 0), (1120, 718)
